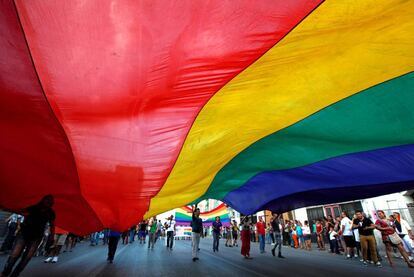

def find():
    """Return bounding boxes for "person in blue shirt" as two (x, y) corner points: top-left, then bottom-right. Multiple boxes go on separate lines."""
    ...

(212, 217), (222, 252)
(107, 230), (121, 263)
(191, 206), (203, 261)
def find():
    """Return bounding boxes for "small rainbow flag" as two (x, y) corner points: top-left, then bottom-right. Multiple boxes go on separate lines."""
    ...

(175, 203), (231, 227)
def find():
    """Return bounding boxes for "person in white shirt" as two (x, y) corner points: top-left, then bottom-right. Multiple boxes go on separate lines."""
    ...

(302, 221), (312, 251)
(0, 214), (23, 253)
(393, 212), (414, 259)
(329, 226), (340, 254)
(166, 215), (176, 250)
(341, 211), (356, 258)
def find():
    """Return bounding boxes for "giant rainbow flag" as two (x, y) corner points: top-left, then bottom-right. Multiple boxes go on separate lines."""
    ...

(1, 0), (414, 234)
(175, 204), (230, 227)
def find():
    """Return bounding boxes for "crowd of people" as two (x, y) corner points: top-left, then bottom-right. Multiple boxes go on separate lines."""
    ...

(188, 207), (414, 272)
(1, 195), (414, 276)
(229, 210), (414, 269)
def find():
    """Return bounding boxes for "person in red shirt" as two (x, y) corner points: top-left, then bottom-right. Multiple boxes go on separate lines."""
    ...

(375, 210), (414, 268)
(316, 219), (325, 250)
(256, 217), (266, 254)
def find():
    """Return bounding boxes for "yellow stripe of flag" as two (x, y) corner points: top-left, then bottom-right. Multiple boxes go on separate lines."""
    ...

(146, 0), (414, 217)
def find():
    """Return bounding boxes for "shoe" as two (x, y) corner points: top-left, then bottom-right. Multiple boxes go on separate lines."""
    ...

(278, 254), (285, 259)
(346, 254), (351, 259)
(271, 249), (275, 256)
(363, 261), (367, 266)
(192, 258), (197, 262)
(369, 260), (374, 264)
(376, 262), (382, 268)
(213, 249), (216, 252)
(52, 256), (58, 263)
(195, 257), (199, 260)
(44, 257), (52, 263)
(360, 259), (364, 262)
(354, 255), (358, 258)
(109, 260), (113, 264)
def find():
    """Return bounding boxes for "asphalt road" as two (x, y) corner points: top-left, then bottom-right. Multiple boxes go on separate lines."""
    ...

(0, 237), (412, 277)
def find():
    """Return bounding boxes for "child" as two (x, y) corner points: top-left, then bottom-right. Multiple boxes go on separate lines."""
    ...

(329, 226), (340, 254)
(121, 230), (129, 244)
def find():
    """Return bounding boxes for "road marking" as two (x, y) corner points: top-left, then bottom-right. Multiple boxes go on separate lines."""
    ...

(181, 241), (268, 277)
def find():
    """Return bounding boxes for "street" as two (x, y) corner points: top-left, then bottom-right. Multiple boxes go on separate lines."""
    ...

(0, 237), (412, 277)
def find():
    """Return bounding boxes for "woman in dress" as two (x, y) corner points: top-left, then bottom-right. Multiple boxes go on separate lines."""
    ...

(240, 217), (252, 259)
(375, 210), (414, 268)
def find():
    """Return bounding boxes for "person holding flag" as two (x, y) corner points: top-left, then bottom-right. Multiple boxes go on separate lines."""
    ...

(191, 205), (204, 261)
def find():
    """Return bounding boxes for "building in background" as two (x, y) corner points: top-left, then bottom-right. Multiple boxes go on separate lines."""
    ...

(290, 191), (414, 227)
(197, 199), (221, 213)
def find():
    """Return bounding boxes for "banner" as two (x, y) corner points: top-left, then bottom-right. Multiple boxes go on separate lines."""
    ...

(174, 226), (192, 238)
(175, 203), (230, 227)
